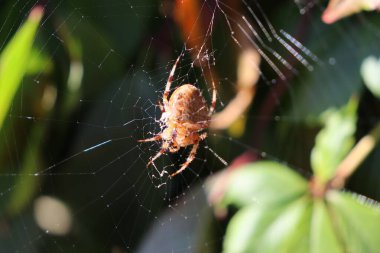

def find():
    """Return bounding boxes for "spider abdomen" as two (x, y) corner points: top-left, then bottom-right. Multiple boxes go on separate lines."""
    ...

(168, 84), (210, 127)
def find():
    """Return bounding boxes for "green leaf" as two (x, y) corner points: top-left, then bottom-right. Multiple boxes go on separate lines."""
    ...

(310, 200), (344, 253)
(26, 47), (53, 75)
(311, 98), (357, 183)
(0, 7), (43, 128)
(223, 204), (283, 253)
(256, 197), (312, 253)
(223, 197), (312, 253)
(328, 191), (380, 253)
(7, 125), (43, 215)
(361, 56), (380, 99)
(219, 161), (308, 209)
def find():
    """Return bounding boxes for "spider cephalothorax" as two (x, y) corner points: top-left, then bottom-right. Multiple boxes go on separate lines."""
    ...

(139, 55), (217, 177)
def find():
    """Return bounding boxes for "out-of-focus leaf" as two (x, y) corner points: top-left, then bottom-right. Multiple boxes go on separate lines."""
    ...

(361, 56), (380, 99)
(255, 198), (311, 253)
(7, 124), (43, 215)
(0, 7), (43, 128)
(311, 98), (357, 183)
(222, 204), (282, 253)
(310, 200), (344, 253)
(227, 115), (247, 138)
(223, 198), (311, 253)
(56, 24), (84, 115)
(219, 161), (308, 209)
(328, 191), (380, 253)
(218, 159), (380, 253)
(26, 47), (53, 75)
(322, 0), (380, 24)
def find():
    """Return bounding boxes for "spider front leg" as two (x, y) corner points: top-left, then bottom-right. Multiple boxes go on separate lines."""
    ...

(138, 135), (161, 143)
(163, 55), (181, 107)
(146, 141), (169, 168)
(170, 137), (201, 177)
(157, 100), (165, 112)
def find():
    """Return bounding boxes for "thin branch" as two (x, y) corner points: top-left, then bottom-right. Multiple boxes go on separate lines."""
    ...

(331, 122), (380, 189)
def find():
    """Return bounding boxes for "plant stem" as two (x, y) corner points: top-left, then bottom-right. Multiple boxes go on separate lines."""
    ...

(331, 122), (380, 189)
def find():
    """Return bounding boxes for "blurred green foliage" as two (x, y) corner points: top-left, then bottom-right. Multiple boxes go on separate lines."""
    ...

(220, 67), (380, 252)
(311, 98), (357, 183)
(0, 8), (43, 128)
(0, 7), (44, 219)
(219, 59), (380, 251)
(221, 162), (380, 253)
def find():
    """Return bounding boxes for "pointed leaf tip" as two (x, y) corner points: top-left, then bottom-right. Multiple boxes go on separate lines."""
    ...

(29, 6), (44, 22)
(0, 4), (43, 128)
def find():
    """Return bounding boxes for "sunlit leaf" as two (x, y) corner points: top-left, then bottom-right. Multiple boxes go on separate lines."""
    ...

(223, 197), (312, 253)
(311, 98), (357, 183)
(310, 200), (344, 253)
(219, 161), (308, 209)
(26, 47), (53, 75)
(361, 56), (380, 99)
(219, 160), (380, 253)
(328, 191), (380, 253)
(0, 7), (43, 128)
(223, 204), (282, 253)
(256, 197), (312, 253)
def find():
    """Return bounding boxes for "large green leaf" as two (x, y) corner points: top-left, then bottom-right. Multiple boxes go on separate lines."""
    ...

(26, 47), (53, 75)
(310, 98), (357, 183)
(223, 197), (312, 253)
(223, 204), (283, 253)
(255, 197), (312, 253)
(219, 161), (380, 253)
(219, 161), (308, 209)
(310, 200), (344, 253)
(328, 191), (380, 253)
(0, 7), (43, 128)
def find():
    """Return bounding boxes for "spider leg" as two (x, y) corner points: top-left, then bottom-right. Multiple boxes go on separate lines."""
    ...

(199, 132), (207, 140)
(209, 78), (217, 116)
(206, 54), (217, 116)
(138, 135), (161, 143)
(157, 100), (165, 112)
(170, 138), (200, 177)
(163, 54), (182, 107)
(147, 142), (169, 168)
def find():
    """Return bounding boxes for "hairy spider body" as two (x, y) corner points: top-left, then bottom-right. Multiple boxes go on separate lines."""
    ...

(160, 84), (209, 153)
(139, 56), (216, 177)
(164, 84), (210, 136)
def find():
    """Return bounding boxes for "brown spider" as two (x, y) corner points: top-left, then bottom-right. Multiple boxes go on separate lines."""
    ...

(138, 55), (217, 177)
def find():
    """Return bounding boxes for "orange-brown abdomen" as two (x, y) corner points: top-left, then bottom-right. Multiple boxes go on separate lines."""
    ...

(168, 84), (210, 128)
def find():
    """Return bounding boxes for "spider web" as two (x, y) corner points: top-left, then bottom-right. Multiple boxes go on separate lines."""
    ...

(0, 0), (379, 252)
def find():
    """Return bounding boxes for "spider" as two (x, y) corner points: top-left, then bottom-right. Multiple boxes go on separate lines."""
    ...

(139, 55), (217, 177)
